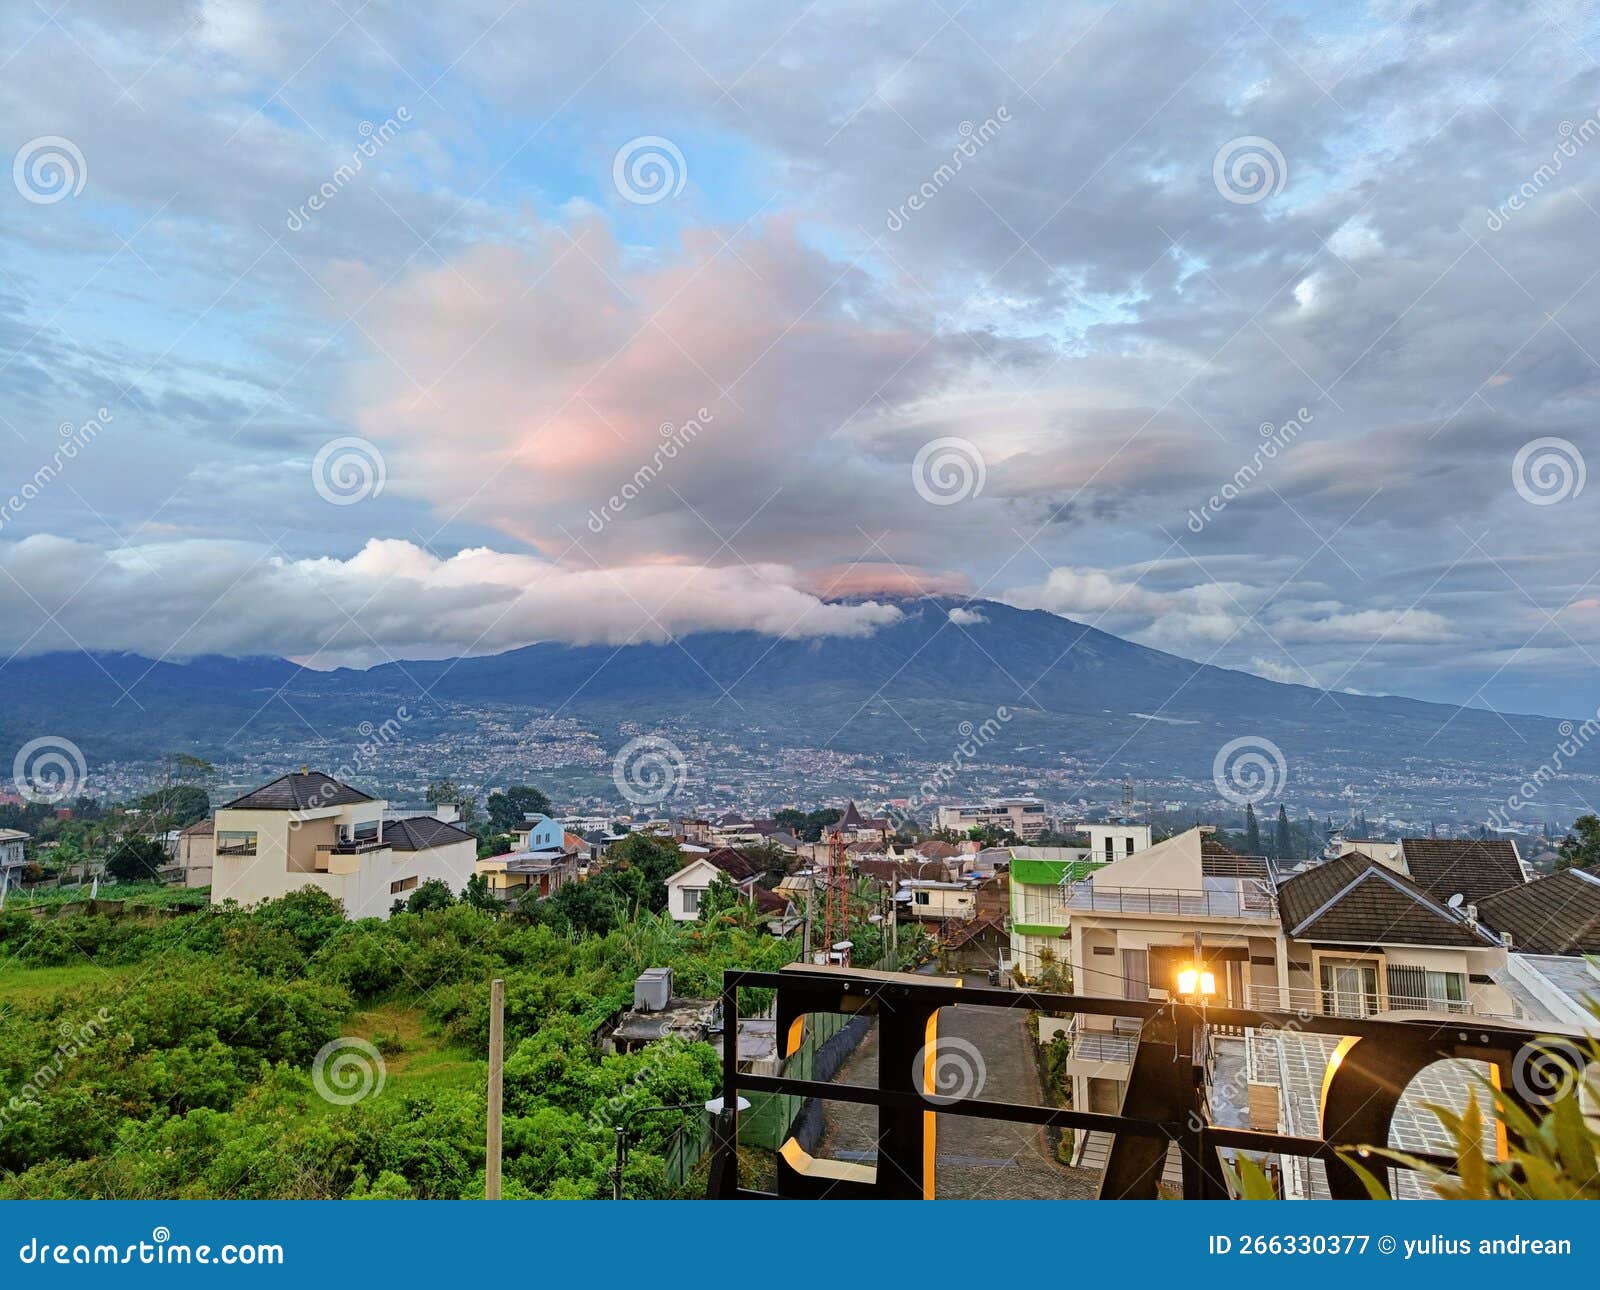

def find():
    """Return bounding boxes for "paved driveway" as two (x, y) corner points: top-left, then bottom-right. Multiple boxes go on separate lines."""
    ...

(817, 999), (1098, 1199)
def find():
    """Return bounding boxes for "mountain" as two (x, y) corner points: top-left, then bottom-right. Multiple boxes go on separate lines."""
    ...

(0, 598), (1576, 816)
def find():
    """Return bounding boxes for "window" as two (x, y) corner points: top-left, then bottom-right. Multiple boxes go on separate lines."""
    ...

(1104, 837), (1114, 862)
(1125, 836), (1135, 856)
(682, 887), (705, 914)
(216, 831), (257, 857)
(1388, 965), (1466, 1012)
(914, 891), (931, 905)
(1319, 961), (1379, 1017)
(1121, 948), (1150, 1001)
(389, 876), (418, 895)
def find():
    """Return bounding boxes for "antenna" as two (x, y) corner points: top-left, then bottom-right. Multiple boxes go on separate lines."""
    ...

(1447, 892), (1464, 909)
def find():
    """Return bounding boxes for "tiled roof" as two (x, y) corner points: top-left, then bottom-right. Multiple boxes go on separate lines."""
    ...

(752, 886), (789, 914)
(382, 815), (475, 852)
(1478, 868), (1600, 956)
(705, 847), (757, 880)
(180, 818), (214, 836)
(220, 772), (375, 811)
(1398, 838), (1525, 904)
(1277, 852), (1498, 948)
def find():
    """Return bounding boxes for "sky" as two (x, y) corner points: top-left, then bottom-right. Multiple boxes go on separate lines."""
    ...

(2, 0), (1600, 718)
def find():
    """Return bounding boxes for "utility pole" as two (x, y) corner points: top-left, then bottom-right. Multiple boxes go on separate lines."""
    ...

(801, 865), (814, 964)
(486, 977), (504, 1199)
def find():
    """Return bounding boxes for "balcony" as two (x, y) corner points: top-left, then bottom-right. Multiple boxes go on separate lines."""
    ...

(1244, 984), (1487, 1019)
(1062, 1016), (1140, 1071)
(1061, 878), (1277, 921)
(706, 964), (1573, 1200)
(318, 838), (388, 855)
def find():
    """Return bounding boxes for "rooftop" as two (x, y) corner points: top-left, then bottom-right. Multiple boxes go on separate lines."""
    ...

(220, 771), (375, 812)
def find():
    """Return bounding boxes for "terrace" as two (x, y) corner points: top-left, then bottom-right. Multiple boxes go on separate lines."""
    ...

(703, 963), (1587, 1200)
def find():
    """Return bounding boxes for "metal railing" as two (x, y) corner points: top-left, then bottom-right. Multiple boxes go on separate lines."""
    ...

(1060, 880), (1277, 919)
(1067, 1024), (1139, 1065)
(1244, 984), (1479, 1018)
(315, 839), (388, 855)
(708, 964), (1583, 1200)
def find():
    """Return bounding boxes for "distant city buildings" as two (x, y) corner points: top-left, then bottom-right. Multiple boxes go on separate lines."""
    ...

(935, 796), (1050, 839)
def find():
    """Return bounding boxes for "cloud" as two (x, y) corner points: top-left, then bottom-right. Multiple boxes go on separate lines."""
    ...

(0, 535), (902, 666)
(947, 606), (987, 626)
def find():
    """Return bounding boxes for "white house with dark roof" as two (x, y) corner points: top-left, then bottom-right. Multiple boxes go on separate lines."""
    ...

(0, 827), (29, 873)
(210, 770), (476, 918)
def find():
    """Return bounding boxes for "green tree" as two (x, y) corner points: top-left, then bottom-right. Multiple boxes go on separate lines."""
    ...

(1273, 804), (1292, 860)
(427, 779), (480, 827)
(1244, 802), (1261, 855)
(105, 835), (168, 883)
(460, 873), (501, 912)
(696, 873), (743, 923)
(405, 878), (458, 914)
(486, 786), (554, 833)
(1557, 814), (1600, 871)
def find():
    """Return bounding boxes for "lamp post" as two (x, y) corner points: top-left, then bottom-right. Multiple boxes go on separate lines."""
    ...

(611, 1096), (751, 1200)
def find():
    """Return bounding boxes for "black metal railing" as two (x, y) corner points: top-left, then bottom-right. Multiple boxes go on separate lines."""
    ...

(705, 964), (1586, 1201)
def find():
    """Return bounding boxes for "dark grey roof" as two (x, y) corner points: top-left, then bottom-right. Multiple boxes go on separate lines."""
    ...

(1399, 838), (1525, 904)
(1478, 868), (1600, 956)
(1277, 852), (1498, 948)
(382, 815), (475, 852)
(220, 772), (374, 811)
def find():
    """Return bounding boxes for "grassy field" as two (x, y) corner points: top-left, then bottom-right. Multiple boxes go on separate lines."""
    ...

(4, 882), (209, 909)
(345, 1000), (481, 1096)
(0, 961), (141, 1004)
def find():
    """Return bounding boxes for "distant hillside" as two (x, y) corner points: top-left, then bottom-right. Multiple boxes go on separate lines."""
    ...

(0, 598), (1574, 811)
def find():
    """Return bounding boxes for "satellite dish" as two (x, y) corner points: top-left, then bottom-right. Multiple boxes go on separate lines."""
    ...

(1447, 893), (1464, 909)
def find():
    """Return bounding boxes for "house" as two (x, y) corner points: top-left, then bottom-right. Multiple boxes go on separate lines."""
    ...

(834, 801), (894, 846)
(209, 770), (476, 919)
(1394, 836), (1529, 903)
(476, 848), (579, 902)
(665, 848), (762, 920)
(1085, 822), (1153, 864)
(1270, 850), (1511, 1016)
(896, 878), (978, 923)
(0, 828), (29, 876)
(511, 813), (565, 852)
(934, 797), (1050, 840)
(177, 817), (214, 888)
(1477, 866), (1600, 956)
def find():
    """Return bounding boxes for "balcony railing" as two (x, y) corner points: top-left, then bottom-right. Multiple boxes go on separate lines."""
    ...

(316, 839), (388, 856)
(1060, 880), (1277, 920)
(706, 964), (1581, 1200)
(1063, 1017), (1139, 1065)
(1244, 984), (1486, 1018)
